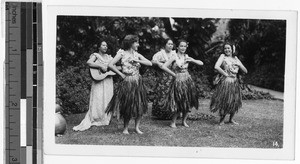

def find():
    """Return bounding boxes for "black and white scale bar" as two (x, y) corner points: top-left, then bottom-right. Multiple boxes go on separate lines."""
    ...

(6, 2), (21, 164)
(36, 3), (44, 164)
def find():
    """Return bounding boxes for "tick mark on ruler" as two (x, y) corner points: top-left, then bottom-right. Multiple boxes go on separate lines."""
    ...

(9, 108), (19, 110)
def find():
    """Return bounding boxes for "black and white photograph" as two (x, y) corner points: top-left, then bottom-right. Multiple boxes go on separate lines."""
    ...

(42, 0), (297, 163)
(55, 16), (285, 147)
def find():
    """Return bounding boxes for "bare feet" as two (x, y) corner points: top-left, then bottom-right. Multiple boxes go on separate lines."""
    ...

(218, 121), (225, 126)
(219, 116), (226, 126)
(135, 128), (143, 134)
(169, 123), (177, 128)
(182, 122), (189, 127)
(122, 129), (129, 134)
(228, 120), (239, 125)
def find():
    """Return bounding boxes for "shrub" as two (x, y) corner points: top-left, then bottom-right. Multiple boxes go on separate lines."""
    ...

(245, 64), (284, 92)
(56, 64), (275, 115)
(56, 65), (91, 114)
(240, 84), (274, 100)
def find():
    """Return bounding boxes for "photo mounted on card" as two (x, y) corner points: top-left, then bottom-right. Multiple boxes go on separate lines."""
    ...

(43, 3), (297, 160)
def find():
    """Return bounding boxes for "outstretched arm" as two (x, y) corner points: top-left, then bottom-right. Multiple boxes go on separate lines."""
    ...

(186, 56), (204, 66)
(151, 52), (164, 68)
(134, 54), (152, 66)
(151, 60), (164, 68)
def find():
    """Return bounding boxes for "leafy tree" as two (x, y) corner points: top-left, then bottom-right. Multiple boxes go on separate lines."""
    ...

(162, 18), (219, 95)
(56, 16), (166, 113)
(227, 19), (286, 91)
(56, 16), (275, 114)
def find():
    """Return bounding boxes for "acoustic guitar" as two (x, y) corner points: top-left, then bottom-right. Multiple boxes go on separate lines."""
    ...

(89, 67), (116, 81)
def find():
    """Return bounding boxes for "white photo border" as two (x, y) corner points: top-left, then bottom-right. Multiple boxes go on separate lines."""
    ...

(43, 3), (297, 160)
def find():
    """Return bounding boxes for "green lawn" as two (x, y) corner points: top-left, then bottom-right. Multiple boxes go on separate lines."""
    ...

(56, 99), (283, 148)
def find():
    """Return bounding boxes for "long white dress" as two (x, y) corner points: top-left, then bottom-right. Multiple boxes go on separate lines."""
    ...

(73, 53), (114, 131)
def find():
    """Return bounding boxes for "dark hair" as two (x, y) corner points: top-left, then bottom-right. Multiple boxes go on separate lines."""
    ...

(93, 40), (107, 52)
(161, 38), (173, 49)
(122, 35), (139, 50)
(177, 39), (188, 47)
(223, 42), (236, 56)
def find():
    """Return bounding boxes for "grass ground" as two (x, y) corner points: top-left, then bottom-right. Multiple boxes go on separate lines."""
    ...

(56, 99), (283, 148)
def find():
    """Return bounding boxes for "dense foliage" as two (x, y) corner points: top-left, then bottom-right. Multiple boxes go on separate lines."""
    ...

(227, 19), (286, 92)
(56, 16), (285, 114)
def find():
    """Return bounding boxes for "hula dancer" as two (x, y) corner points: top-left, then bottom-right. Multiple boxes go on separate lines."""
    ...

(161, 39), (204, 128)
(151, 38), (177, 120)
(105, 35), (152, 134)
(210, 42), (248, 125)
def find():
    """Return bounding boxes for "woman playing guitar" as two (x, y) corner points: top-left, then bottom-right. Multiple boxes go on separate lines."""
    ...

(73, 40), (116, 131)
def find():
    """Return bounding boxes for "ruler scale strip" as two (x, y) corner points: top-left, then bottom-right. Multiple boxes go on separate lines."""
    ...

(32, 2), (38, 164)
(20, 4), (27, 150)
(5, 2), (21, 164)
(25, 3), (34, 164)
(20, 3), (27, 164)
(5, 2), (9, 164)
(26, 2), (33, 148)
(20, 3), (27, 99)
(5, 2), (43, 164)
(36, 3), (44, 164)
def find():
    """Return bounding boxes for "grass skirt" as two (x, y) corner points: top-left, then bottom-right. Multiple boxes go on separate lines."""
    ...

(210, 76), (242, 116)
(105, 75), (148, 120)
(165, 72), (199, 114)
